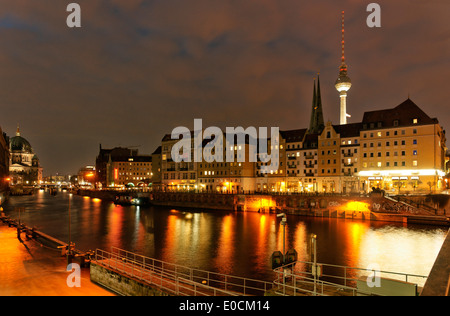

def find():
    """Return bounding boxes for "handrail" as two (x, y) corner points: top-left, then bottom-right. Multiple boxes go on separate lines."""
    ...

(272, 260), (427, 296)
(94, 247), (273, 296)
(446, 274), (450, 296)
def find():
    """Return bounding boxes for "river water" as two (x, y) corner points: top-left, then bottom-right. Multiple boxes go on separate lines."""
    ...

(2, 190), (448, 284)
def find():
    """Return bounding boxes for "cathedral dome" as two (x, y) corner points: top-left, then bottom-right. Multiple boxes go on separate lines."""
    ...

(9, 126), (33, 153)
(10, 135), (33, 153)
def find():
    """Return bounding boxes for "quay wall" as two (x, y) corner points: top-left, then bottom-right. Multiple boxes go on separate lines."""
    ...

(90, 262), (169, 296)
(76, 190), (450, 226)
(421, 229), (450, 296)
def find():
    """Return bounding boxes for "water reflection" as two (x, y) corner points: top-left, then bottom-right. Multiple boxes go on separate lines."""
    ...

(3, 191), (448, 282)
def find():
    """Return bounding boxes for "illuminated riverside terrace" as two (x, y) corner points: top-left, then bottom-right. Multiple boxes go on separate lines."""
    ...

(3, 189), (448, 292)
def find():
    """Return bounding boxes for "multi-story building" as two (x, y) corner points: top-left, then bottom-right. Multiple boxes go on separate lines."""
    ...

(96, 145), (152, 188)
(152, 10), (447, 195)
(9, 126), (43, 186)
(0, 126), (9, 201)
(316, 122), (361, 193)
(151, 146), (162, 190)
(161, 132), (197, 191)
(358, 98), (447, 193)
(156, 97), (446, 195)
(106, 155), (152, 188)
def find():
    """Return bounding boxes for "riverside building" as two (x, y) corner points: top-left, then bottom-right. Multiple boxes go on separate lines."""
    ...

(149, 12), (447, 194)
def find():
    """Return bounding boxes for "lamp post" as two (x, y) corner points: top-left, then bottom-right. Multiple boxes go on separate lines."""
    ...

(277, 213), (287, 262)
(311, 233), (318, 295)
(67, 192), (73, 265)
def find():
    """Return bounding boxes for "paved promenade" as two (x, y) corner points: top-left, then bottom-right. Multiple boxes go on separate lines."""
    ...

(0, 223), (115, 296)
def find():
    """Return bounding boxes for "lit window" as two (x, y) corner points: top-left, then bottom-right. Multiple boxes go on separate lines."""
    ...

(413, 118), (418, 124)
(377, 162), (382, 167)
(413, 160), (418, 166)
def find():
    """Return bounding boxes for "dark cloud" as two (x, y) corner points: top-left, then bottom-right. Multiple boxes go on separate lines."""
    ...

(0, 0), (448, 175)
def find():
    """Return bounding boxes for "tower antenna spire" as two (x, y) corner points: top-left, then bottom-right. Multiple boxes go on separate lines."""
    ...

(335, 10), (352, 125)
(341, 11), (346, 68)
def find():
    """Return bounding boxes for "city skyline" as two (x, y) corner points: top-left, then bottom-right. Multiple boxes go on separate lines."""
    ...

(0, 1), (449, 176)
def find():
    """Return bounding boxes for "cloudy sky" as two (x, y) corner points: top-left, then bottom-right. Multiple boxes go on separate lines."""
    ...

(0, 0), (449, 175)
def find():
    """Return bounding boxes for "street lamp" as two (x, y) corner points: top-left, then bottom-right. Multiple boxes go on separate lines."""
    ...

(310, 233), (319, 295)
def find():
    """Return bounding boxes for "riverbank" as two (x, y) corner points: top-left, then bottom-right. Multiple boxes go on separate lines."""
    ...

(76, 189), (450, 226)
(0, 218), (115, 296)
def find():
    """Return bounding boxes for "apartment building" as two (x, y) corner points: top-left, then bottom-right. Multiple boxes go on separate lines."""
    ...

(358, 98), (447, 193)
(155, 98), (446, 194)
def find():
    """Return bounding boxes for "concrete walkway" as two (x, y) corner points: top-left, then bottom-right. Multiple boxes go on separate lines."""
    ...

(0, 224), (115, 296)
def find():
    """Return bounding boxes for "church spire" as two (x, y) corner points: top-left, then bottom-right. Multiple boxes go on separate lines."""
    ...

(308, 75), (325, 134)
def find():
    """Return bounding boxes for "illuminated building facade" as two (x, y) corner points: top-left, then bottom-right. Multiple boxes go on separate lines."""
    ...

(9, 126), (42, 185)
(96, 145), (152, 188)
(358, 98), (447, 193)
(106, 155), (152, 188)
(0, 126), (9, 199)
(161, 132), (198, 191)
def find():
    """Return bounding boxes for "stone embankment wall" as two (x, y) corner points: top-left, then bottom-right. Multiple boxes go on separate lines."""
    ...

(76, 190), (449, 226)
(90, 262), (168, 296)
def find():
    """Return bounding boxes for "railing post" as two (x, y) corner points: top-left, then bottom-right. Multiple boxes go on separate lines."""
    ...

(344, 266), (347, 287)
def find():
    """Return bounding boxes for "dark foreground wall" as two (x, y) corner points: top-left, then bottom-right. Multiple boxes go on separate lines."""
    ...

(421, 230), (450, 296)
(90, 262), (169, 296)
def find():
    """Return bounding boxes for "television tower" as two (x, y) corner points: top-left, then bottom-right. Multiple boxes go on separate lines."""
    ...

(335, 11), (352, 125)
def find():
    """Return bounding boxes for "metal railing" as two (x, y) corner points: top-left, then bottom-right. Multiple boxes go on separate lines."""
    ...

(94, 247), (273, 296)
(273, 261), (428, 296)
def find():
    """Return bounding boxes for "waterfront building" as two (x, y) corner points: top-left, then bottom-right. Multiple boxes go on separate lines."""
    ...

(0, 126), (9, 198)
(161, 131), (258, 193)
(96, 145), (138, 187)
(358, 98), (447, 193)
(316, 121), (361, 193)
(95, 145), (152, 188)
(76, 166), (96, 187)
(199, 134), (257, 193)
(161, 132), (198, 191)
(8, 126), (42, 186)
(150, 13), (447, 195)
(151, 146), (162, 190)
(106, 155), (152, 188)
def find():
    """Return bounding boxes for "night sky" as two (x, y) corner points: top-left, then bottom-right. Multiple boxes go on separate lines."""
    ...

(0, 0), (449, 176)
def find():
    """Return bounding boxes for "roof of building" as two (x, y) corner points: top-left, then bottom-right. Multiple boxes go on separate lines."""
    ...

(280, 128), (307, 143)
(362, 98), (437, 129)
(10, 135), (33, 153)
(332, 122), (363, 138)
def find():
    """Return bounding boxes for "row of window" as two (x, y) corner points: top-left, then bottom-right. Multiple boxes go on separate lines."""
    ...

(363, 128), (418, 138)
(363, 150), (418, 158)
(362, 160), (418, 168)
(363, 118), (419, 130)
(362, 139), (418, 147)
(116, 162), (151, 166)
